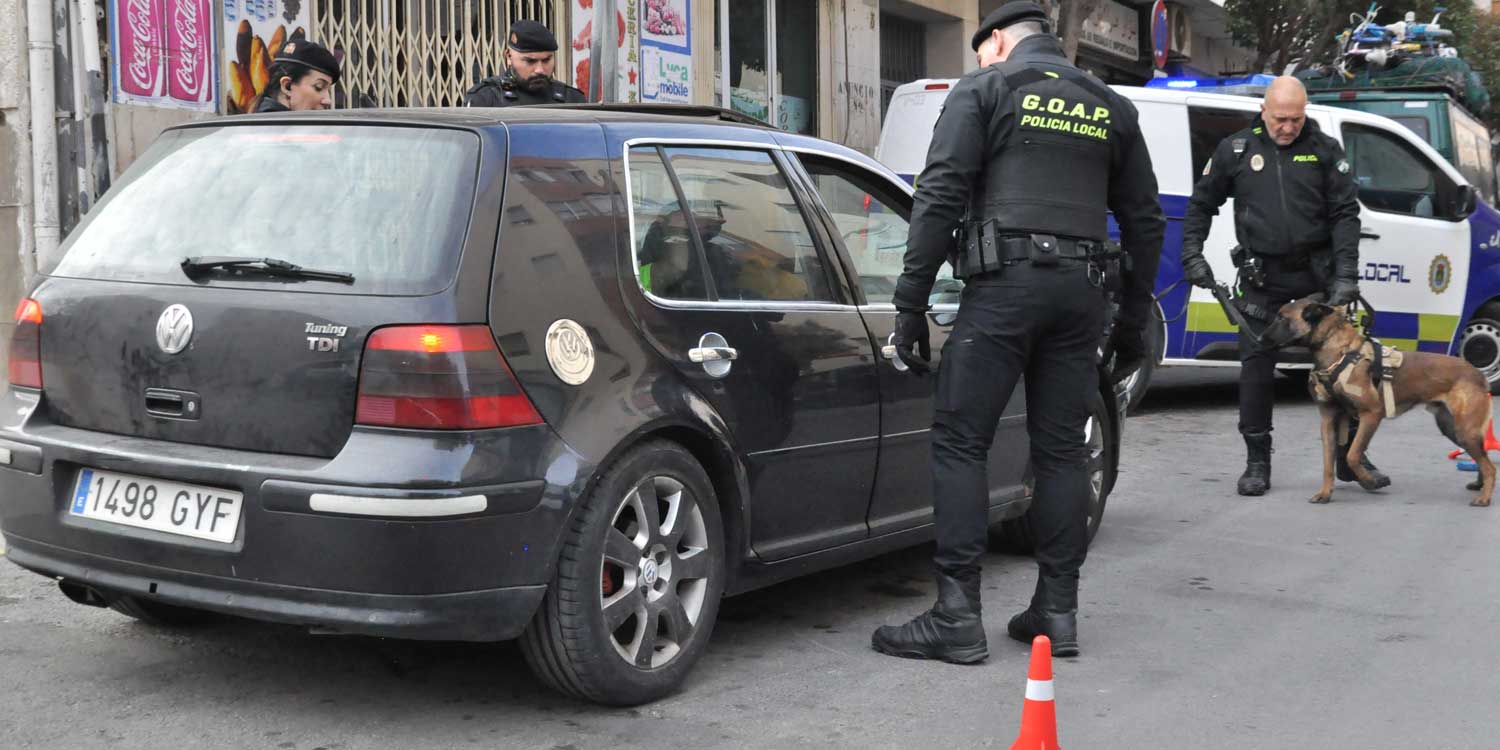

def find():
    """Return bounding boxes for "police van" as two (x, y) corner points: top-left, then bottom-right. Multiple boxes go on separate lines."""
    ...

(877, 79), (1500, 408)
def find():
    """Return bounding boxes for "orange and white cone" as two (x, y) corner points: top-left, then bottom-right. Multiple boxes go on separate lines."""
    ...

(1011, 635), (1060, 750)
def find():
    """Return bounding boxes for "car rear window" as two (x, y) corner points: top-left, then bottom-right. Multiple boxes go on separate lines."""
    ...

(51, 124), (481, 295)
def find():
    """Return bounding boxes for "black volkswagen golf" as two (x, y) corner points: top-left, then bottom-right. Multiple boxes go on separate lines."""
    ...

(0, 106), (1121, 705)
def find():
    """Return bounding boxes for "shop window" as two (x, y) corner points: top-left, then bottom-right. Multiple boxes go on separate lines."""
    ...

(713, 0), (818, 136)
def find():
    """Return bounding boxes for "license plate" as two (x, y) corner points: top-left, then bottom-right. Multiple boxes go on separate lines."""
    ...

(68, 469), (243, 544)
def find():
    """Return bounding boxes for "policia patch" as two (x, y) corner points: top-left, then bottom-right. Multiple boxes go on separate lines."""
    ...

(1006, 67), (1113, 142)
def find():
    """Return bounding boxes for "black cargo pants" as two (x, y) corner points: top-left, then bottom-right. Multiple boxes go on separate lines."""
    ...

(1237, 258), (1323, 435)
(931, 261), (1105, 612)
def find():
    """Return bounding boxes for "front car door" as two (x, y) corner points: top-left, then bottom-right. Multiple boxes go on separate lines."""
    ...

(782, 146), (1030, 537)
(1333, 115), (1471, 353)
(615, 134), (882, 561)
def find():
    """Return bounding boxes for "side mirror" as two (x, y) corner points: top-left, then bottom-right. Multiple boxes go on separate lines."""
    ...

(1458, 184), (1478, 218)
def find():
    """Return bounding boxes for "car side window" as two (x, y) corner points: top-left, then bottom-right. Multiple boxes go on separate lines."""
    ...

(627, 146), (709, 301)
(1188, 106), (1257, 185)
(797, 155), (961, 306)
(1342, 123), (1463, 220)
(661, 147), (836, 303)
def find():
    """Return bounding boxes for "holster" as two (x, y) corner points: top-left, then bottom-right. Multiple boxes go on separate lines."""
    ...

(954, 219), (1004, 280)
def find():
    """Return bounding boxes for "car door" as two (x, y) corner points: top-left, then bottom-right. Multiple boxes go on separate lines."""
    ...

(1335, 116), (1472, 353)
(784, 149), (1030, 537)
(618, 141), (882, 561)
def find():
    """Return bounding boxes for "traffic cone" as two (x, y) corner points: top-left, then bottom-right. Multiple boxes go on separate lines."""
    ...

(1011, 635), (1060, 750)
(1449, 395), (1500, 459)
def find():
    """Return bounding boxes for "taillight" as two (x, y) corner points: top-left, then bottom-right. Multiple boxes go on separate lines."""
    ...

(8, 298), (42, 389)
(355, 325), (542, 430)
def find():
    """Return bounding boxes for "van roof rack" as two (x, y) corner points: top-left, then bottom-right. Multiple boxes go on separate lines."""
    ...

(541, 102), (768, 127)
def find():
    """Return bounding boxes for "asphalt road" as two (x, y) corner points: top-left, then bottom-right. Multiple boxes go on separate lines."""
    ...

(3, 367), (1497, 749)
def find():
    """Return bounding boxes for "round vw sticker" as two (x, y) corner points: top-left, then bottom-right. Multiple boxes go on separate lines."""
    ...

(1430, 254), (1452, 294)
(545, 320), (595, 386)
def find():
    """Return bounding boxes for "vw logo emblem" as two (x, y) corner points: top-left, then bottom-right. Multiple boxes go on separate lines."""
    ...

(641, 560), (659, 586)
(545, 319), (596, 386)
(156, 304), (194, 355)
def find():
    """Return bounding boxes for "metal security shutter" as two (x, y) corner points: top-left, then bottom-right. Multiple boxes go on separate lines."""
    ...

(880, 13), (925, 118)
(314, 0), (559, 108)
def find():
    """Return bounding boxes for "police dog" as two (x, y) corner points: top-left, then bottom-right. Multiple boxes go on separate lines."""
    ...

(1261, 297), (1495, 506)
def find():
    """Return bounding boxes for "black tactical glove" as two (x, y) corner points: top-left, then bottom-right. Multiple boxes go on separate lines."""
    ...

(1107, 324), (1148, 385)
(893, 309), (932, 375)
(1327, 279), (1360, 307)
(1182, 254), (1215, 289)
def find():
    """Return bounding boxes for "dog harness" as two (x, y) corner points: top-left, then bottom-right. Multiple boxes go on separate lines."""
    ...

(1313, 338), (1404, 417)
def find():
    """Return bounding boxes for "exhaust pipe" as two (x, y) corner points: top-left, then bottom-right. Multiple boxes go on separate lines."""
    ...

(58, 579), (110, 608)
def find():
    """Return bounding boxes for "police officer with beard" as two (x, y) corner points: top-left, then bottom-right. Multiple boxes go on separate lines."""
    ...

(465, 20), (587, 107)
(1179, 76), (1383, 497)
(871, 1), (1164, 662)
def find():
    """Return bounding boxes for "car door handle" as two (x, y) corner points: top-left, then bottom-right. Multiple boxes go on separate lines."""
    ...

(689, 332), (736, 379)
(1360, 231), (1381, 240)
(882, 333), (910, 373)
(688, 346), (738, 363)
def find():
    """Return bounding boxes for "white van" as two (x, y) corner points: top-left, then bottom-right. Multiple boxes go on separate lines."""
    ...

(877, 80), (1500, 408)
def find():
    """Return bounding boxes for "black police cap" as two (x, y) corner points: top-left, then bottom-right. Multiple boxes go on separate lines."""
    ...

(972, 1), (1052, 50)
(508, 20), (559, 53)
(273, 40), (340, 84)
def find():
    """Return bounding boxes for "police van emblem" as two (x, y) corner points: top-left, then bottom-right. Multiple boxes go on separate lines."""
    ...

(545, 319), (595, 386)
(1337, 159), (1350, 174)
(1250, 154), (1265, 172)
(1430, 254), (1452, 294)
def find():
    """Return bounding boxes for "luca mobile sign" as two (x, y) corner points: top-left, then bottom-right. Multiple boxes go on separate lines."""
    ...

(640, 0), (690, 104)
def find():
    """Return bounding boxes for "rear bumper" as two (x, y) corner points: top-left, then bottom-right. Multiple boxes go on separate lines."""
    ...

(0, 389), (597, 641)
(4, 536), (545, 640)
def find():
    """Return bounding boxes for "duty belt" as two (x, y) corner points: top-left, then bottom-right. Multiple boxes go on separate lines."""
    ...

(958, 220), (1103, 279)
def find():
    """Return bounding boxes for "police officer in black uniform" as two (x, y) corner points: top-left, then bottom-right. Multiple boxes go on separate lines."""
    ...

(870, 2), (1164, 662)
(1180, 76), (1386, 497)
(465, 20), (587, 107)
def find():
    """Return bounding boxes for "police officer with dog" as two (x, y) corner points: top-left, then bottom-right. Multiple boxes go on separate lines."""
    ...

(465, 20), (586, 107)
(1181, 75), (1387, 497)
(871, 2), (1164, 662)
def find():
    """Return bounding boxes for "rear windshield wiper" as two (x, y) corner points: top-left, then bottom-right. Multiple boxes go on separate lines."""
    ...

(181, 256), (355, 284)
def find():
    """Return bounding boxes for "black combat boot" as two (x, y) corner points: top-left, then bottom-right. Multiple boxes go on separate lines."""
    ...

(871, 570), (988, 664)
(1237, 431), (1272, 496)
(1334, 422), (1391, 489)
(1007, 578), (1079, 657)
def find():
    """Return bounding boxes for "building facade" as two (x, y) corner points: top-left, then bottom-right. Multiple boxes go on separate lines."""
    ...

(1, 0), (1258, 369)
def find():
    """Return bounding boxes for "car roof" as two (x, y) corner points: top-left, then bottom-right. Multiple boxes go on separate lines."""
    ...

(180, 104), (780, 130)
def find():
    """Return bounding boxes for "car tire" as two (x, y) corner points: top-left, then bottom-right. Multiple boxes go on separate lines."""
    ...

(1460, 305), (1500, 393)
(107, 595), (217, 627)
(521, 440), (725, 706)
(1119, 317), (1163, 415)
(994, 389), (1114, 553)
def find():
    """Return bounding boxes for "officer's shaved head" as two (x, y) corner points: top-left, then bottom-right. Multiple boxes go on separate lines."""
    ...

(976, 21), (1046, 67)
(1262, 76), (1309, 146)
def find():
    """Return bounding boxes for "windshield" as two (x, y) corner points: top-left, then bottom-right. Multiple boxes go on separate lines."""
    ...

(51, 124), (482, 295)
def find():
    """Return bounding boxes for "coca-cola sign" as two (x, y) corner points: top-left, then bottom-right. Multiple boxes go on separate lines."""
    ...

(111, 0), (217, 111)
(167, 0), (213, 103)
(116, 0), (164, 98)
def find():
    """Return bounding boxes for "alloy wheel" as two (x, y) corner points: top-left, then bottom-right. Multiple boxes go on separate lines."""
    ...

(600, 476), (712, 670)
